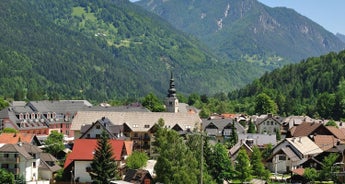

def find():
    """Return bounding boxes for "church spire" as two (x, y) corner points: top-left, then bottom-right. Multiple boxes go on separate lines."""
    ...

(165, 72), (179, 113)
(167, 71), (176, 97)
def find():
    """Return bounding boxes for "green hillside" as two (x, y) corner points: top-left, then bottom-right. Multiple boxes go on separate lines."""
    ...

(229, 50), (345, 120)
(0, 0), (266, 102)
(137, 0), (345, 67)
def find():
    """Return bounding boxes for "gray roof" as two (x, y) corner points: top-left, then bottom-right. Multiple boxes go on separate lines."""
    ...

(71, 111), (201, 132)
(81, 104), (150, 112)
(0, 142), (42, 159)
(28, 100), (92, 113)
(238, 133), (277, 146)
(202, 118), (246, 135)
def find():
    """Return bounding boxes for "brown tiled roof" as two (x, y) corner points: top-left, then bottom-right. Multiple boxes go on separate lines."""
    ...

(290, 122), (322, 137)
(326, 126), (345, 140)
(313, 135), (337, 151)
(0, 142), (42, 159)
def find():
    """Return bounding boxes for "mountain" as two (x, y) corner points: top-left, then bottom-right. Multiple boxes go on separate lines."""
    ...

(0, 0), (263, 102)
(229, 50), (345, 120)
(136, 0), (345, 67)
(337, 33), (345, 43)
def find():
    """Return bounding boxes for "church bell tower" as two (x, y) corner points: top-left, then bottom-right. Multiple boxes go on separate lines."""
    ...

(165, 72), (179, 113)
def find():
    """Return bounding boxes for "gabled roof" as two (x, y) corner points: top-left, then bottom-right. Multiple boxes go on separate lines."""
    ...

(290, 122), (328, 137)
(255, 114), (282, 126)
(313, 135), (338, 151)
(71, 111), (201, 132)
(0, 133), (41, 145)
(39, 152), (61, 172)
(64, 139), (130, 168)
(202, 119), (246, 135)
(0, 142), (42, 159)
(325, 126), (345, 140)
(79, 118), (124, 139)
(286, 136), (323, 156)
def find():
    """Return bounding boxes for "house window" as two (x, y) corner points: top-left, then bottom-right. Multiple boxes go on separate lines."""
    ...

(87, 134), (90, 138)
(279, 155), (286, 160)
(66, 124), (69, 128)
(96, 125), (101, 129)
(4, 154), (9, 158)
(96, 134), (100, 138)
(144, 125), (150, 128)
(2, 164), (9, 169)
(33, 161), (36, 168)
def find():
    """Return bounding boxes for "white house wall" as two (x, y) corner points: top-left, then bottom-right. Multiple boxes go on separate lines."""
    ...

(75, 160), (92, 183)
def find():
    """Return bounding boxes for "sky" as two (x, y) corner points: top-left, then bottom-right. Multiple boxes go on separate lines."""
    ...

(130, 0), (345, 35)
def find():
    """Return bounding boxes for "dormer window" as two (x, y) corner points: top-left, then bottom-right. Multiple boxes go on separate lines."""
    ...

(144, 125), (150, 128)
(36, 113), (41, 119)
(25, 113), (29, 119)
(19, 113), (23, 120)
(133, 124), (138, 128)
(31, 113), (35, 119)
(47, 112), (51, 119)
(52, 112), (56, 119)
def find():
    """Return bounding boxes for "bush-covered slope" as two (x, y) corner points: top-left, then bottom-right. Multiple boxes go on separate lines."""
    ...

(0, 0), (263, 102)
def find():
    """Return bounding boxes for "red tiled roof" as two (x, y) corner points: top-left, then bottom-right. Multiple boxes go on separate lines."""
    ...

(326, 126), (345, 140)
(0, 133), (35, 144)
(64, 139), (130, 168)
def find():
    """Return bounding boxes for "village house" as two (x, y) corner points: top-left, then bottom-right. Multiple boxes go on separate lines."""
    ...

(79, 117), (126, 139)
(64, 139), (133, 183)
(266, 136), (323, 174)
(0, 142), (46, 183)
(202, 118), (246, 143)
(253, 113), (283, 135)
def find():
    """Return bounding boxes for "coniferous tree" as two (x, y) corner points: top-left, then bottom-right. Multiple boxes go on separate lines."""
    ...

(235, 149), (252, 182)
(90, 131), (118, 184)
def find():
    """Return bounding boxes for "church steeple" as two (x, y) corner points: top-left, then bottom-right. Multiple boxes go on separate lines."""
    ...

(165, 72), (179, 113)
(167, 72), (176, 97)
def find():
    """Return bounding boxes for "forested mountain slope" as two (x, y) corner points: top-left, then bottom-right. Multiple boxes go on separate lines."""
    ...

(229, 50), (345, 120)
(137, 0), (345, 68)
(0, 0), (261, 102)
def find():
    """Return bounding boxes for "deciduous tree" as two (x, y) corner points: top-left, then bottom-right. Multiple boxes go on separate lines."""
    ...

(126, 151), (148, 169)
